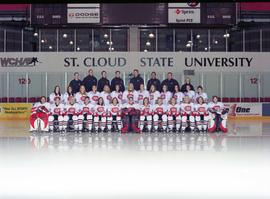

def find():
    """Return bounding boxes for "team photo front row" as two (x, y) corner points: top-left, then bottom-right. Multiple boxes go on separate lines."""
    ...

(29, 82), (228, 134)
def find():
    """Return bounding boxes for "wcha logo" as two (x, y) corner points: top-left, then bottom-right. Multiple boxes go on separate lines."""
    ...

(0, 57), (41, 67)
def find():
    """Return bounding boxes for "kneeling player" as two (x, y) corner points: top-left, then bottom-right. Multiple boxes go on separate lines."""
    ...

(167, 97), (181, 132)
(63, 96), (81, 132)
(48, 97), (65, 132)
(139, 97), (152, 132)
(78, 96), (94, 132)
(194, 97), (209, 132)
(93, 97), (107, 132)
(29, 96), (50, 132)
(152, 97), (168, 132)
(121, 96), (141, 133)
(180, 96), (196, 133)
(208, 96), (228, 133)
(107, 97), (122, 132)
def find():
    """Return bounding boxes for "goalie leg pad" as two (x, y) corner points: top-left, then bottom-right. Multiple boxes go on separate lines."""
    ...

(208, 113), (216, 132)
(220, 113), (228, 133)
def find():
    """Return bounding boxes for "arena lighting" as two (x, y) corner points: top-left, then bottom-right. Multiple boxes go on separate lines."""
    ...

(41, 39), (45, 43)
(223, 33), (230, 38)
(199, 40), (202, 43)
(149, 33), (155, 38)
(104, 33), (108, 38)
(205, 47), (208, 51)
(144, 49), (148, 52)
(186, 43), (191, 48)
(214, 40), (218, 44)
(76, 47), (80, 51)
(48, 45), (53, 49)
(196, 34), (200, 39)
(146, 41), (151, 46)
(109, 47), (114, 51)
(62, 33), (67, 38)
(106, 41), (113, 45)
(33, 32), (38, 37)
(69, 41), (74, 45)
(188, 40), (192, 44)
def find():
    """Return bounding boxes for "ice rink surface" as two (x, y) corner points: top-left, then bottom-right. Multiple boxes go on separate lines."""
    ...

(1, 120), (270, 199)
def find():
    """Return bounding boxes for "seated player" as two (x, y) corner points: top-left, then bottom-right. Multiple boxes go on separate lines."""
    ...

(111, 84), (123, 104)
(173, 85), (184, 104)
(63, 96), (81, 132)
(93, 97), (107, 132)
(100, 84), (112, 106)
(194, 97), (209, 132)
(152, 97), (168, 132)
(122, 83), (138, 104)
(48, 96), (65, 132)
(49, 85), (62, 104)
(78, 96), (94, 132)
(194, 86), (208, 103)
(137, 83), (150, 105)
(208, 96), (228, 133)
(167, 97), (181, 132)
(88, 85), (100, 105)
(75, 85), (88, 105)
(139, 97), (152, 132)
(63, 86), (74, 105)
(180, 96), (196, 133)
(121, 96), (140, 133)
(107, 97), (122, 132)
(29, 96), (50, 132)
(160, 84), (172, 105)
(149, 84), (160, 106)
(184, 85), (196, 102)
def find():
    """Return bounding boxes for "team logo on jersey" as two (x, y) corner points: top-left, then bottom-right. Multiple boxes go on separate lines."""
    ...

(184, 106), (191, 111)
(68, 107), (75, 114)
(127, 93), (134, 99)
(156, 107), (163, 113)
(97, 107), (104, 112)
(92, 96), (99, 102)
(198, 107), (206, 112)
(83, 107), (89, 112)
(112, 107), (119, 113)
(213, 106), (221, 111)
(107, 95), (112, 101)
(81, 96), (86, 101)
(143, 108), (150, 113)
(54, 108), (60, 114)
(138, 95), (144, 100)
(54, 96), (60, 101)
(170, 107), (177, 112)
(118, 94), (122, 99)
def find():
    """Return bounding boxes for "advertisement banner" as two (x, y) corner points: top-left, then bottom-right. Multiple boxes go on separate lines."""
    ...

(224, 103), (262, 116)
(0, 103), (32, 120)
(67, 4), (100, 23)
(168, 3), (200, 23)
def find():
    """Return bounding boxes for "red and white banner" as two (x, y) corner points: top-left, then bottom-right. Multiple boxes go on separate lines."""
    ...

(224, 103), (262, 116)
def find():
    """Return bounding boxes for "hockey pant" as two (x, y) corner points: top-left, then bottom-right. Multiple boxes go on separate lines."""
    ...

(208, 112), (228, 133)
(167, 114), (181, 131)
(195, 113), (210, 131)
(77, 114), (93, 131)
(29, 112), (49, 132)
(139, 115), (152, 131)
(48, 115), (64, 131)
(181, 112), (195, 131)
(94, 114), (106, 131)
(63, 114), (78, 131)
(107, 115), (122, 131)
(153, 114), (167, 131)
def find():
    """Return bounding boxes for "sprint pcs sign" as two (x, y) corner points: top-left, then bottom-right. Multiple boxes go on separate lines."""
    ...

(168, 3), (200, 23)
(67, 4), (100, 23)
(224, 103), (262, 117)
(0, 52), (270, 72)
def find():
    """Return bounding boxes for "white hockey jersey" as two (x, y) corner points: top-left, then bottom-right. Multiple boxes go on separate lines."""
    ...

(173, 92), (185, 104)
(64, 103), (81, 115)
(75, 92), (88, 105)
(111, 91), (123, 104)
(122, 102), (140, 110)
(167, 104), (181, 115)
(94, 105), (107, 116)
(107, 104), (122, 116)
(195, 103), (209, 114)
(62, 92), (74, 105)
(32, 102), (50, 113)
(194, 92), (208, 103)
(88, 91), (100, 105)
(79, 103), (95, 115)
(180, 103), (195, 114)
(160, 91), (172, 105)
(122, 90), (138, 104)
(137, 90), (150, 105)
(100, 91), (112, 106)
(152, 104), (167, 115)
(208, 102), (224, 113)
(49, 93), (62, 104)
(49, 103), (65, 115)
(149, 91), (161, 105)
(184, 90), (196, 101)
(139, 104), (152, 115)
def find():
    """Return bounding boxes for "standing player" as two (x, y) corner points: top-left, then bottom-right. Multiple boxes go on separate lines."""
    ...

(63, 96), (81, 132)
(49, 85), (62, 104)
(48, 97), (65, 132)
(29, 96), (50, 132)
(139, 97), (152, 132)
(137, 83), (150, 105)
(122, 83), (138, 104)
(152, 97), (168, 132)
(194, 97), (209, 132)
(107, 97), (122, 132)
(149, 85), (160, 106)
(208, 96), (228, 133)
(173, 85), (184, 104)
(88, 85), (100, 105)
(160, 84), (172, 105)
(100, 85), (112, 106)
(93, 97), (107, 132)
(63, 86), (74, 105)
(111, 84), (123, 104)
(194, 86), (208, 103)
(75, 85), (88, 105)
(180, 96), (196, 133)
(78, 96), (94, 132)
(167, 97), (181, 132)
